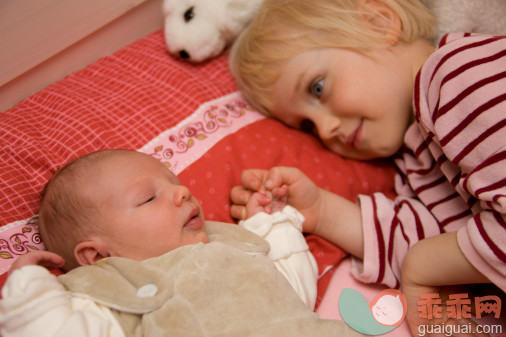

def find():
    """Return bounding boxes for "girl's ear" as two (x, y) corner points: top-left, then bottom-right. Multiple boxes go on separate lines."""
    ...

(74, 239), (110, 266)
(360, 0), (402, 45)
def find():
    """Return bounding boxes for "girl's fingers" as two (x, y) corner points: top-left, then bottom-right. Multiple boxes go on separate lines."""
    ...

(266, 167), (302, 190)
(230, 186), (252, 205)
(264, 167), (284, 190)
(272, 185), (288, 198)
(230, 204), (248, 220)
(240, 169), (269, 191)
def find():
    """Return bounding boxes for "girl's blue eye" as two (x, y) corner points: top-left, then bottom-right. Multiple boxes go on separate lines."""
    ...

(310, 79), (324, 98)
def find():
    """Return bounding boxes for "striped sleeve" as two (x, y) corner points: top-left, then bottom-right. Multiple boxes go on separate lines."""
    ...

(417, 33), (506, 290)
(354, 34), (506, 291)
(352, 190), (441, 289)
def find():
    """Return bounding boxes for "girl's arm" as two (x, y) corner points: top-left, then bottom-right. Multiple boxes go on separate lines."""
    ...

(402, 232), (489, 288)
(401, 232), (490, 337)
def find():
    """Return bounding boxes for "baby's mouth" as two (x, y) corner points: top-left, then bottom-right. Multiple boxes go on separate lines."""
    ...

(184, 206), (203, 229)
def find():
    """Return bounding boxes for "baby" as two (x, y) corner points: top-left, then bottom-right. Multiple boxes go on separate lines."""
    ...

(0, 149), (360, 337)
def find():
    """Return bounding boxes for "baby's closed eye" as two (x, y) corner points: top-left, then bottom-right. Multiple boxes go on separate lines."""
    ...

(139, 196), (155, 206)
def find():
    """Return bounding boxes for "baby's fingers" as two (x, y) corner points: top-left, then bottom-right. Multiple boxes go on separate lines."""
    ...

(9, 251), (65, 275)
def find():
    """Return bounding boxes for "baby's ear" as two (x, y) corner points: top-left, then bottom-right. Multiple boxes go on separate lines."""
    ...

(360, 0), (401, 45)
(74, 239), (110, 266)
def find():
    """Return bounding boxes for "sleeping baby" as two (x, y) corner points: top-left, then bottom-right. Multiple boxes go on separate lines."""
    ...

(0, 149), (361, 337)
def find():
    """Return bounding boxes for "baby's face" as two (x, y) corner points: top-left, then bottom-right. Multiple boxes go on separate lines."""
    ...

(269, 47), (415, 160)
(89, 151), (208, 261)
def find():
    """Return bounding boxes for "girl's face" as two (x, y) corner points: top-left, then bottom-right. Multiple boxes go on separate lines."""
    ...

(269, 47), (416, 160)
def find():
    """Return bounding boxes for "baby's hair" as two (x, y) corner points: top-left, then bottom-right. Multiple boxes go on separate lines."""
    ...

(38, 149), (130, 271)
(230, 0), (435, 115)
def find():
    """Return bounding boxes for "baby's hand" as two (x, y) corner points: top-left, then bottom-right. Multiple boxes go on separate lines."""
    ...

(8, 251), (65, 275)
(246, 185), (288, 217)
(269, 185), (289, 213)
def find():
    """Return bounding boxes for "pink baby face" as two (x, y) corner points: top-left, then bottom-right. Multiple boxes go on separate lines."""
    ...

(370, 289), (407, 326)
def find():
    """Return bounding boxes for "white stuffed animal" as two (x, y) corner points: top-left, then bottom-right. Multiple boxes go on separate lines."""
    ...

(163, 0), (506, 63)
(163, 0), (263, 62)
(422, 0), (506, 43)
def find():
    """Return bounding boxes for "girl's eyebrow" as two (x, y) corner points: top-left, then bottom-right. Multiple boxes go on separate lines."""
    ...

(294, 69), (309, 94)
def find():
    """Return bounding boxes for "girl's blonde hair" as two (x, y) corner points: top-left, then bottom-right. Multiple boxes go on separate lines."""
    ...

(230, 0), (435, 115)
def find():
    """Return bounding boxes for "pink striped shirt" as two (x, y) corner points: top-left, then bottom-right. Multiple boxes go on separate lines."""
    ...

(353, 33), (506, 292)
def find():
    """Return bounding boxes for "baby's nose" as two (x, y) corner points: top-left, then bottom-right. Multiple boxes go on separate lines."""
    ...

(174, 185), (191, 206)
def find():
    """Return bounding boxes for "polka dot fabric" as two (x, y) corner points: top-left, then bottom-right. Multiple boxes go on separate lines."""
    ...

(178, 118), (396, 224)
(0, 30), (397, 304)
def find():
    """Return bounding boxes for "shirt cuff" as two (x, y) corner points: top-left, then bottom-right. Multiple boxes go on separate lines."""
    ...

(239, 205), (308, 260)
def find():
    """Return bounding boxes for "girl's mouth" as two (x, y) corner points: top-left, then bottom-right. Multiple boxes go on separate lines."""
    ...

(346, 120), (363, 149)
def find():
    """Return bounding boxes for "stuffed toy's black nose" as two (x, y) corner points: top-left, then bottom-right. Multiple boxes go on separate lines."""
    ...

(179, 50), (190, 59)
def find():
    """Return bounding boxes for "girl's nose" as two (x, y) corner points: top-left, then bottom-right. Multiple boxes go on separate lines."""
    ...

(174, 185), (191, 206)
(316, 115), (341, 141)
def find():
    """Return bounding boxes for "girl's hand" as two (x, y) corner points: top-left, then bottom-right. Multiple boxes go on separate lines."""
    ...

(232, 166), (363, 257)
(231, 167), (323, 233)
(9, 251), (65, 275)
